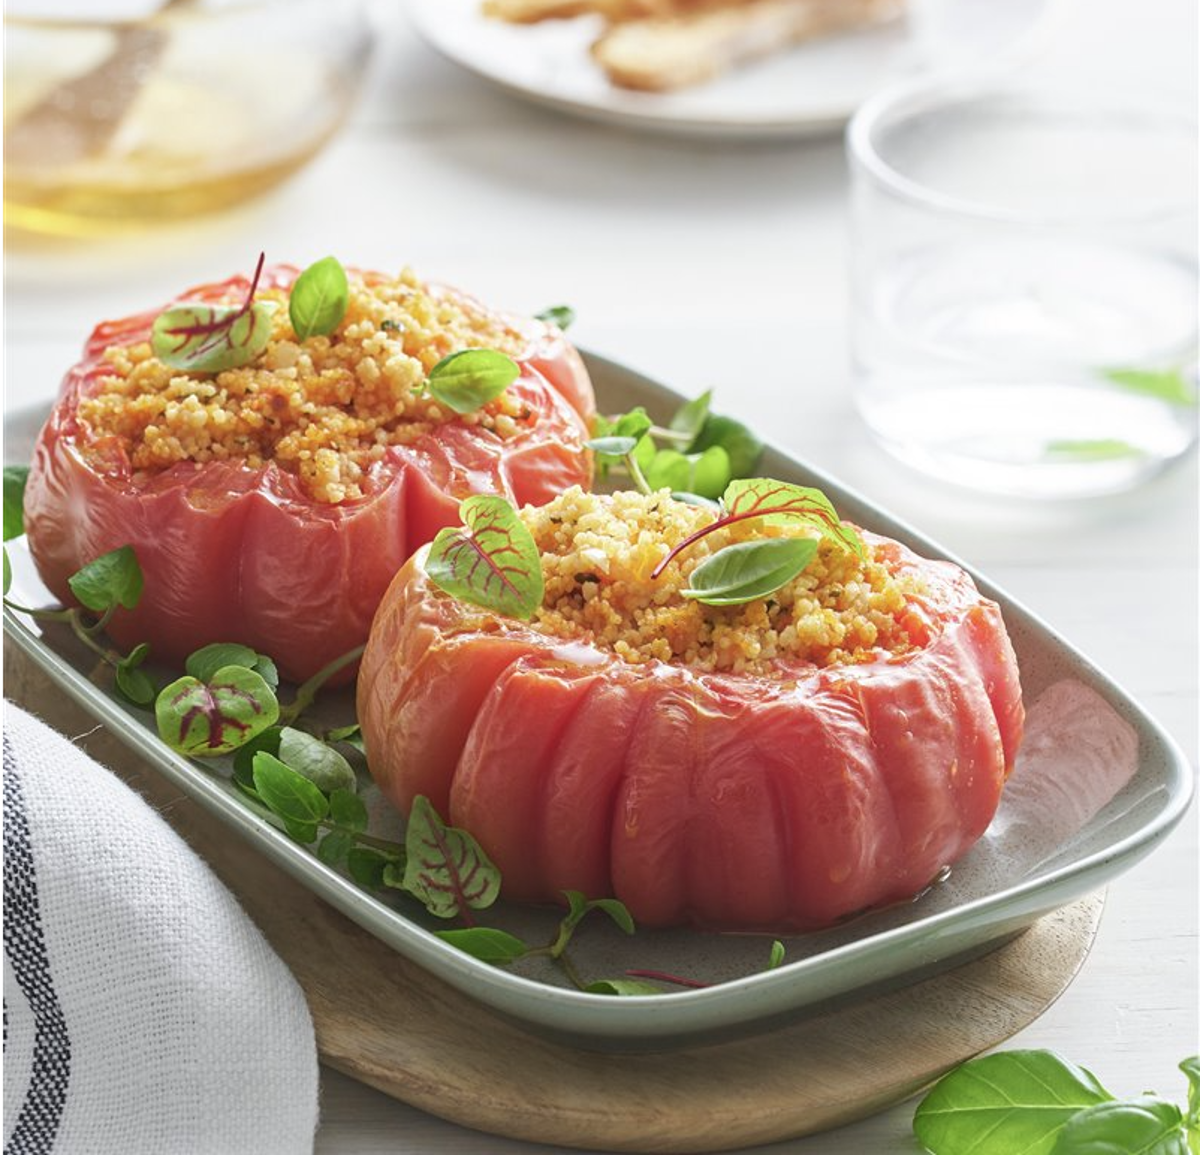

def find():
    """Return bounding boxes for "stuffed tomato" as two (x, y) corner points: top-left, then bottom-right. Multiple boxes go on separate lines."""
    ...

(358, 486), (1024, 932)
(23, 263), (594, 682)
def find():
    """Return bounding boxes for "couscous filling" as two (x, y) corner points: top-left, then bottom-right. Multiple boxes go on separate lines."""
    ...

(520, 488), (922, 674)
(78, 268), (531, 503)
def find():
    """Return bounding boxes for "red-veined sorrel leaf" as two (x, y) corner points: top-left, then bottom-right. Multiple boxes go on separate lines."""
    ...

(651, 476), (863, 579)
(155, 665), (280, 756)
(425, 495), (544, 620)
(151, 252), (275, 373)
(402, 794), (501, 922)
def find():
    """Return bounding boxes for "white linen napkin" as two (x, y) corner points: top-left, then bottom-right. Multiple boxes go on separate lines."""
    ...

(2, 703), (319, 1155)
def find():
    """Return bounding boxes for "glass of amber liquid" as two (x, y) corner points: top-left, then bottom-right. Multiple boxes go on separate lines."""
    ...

(4, 0), (372, 236)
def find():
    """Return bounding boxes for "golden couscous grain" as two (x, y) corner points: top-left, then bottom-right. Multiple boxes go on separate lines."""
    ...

(518, 488), (922, 674)
(78, 268), (531, 503)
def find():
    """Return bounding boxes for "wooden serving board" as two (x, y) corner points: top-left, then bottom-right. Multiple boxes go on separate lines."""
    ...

(4, 645), (1104, 1154)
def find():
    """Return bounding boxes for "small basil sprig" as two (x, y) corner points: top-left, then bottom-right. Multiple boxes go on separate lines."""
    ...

(590, 391), (761, 502)
(152, 252), (275, 374)
(289, 255), (349, 340)
(3, 537), (157, 707)
(683, 537), (818, 607)
(427, 348), (520, 414)
(426, 495), (544, 620)
(914, 1050), (1200, 1155)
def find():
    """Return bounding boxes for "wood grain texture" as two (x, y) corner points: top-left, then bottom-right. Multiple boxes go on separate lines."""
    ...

(4, 641), (1104, 1153)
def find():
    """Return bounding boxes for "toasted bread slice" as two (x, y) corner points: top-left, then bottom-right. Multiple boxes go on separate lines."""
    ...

(592, 0), (903, 91)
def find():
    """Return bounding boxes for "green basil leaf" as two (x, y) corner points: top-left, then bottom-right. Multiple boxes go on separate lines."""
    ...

(328, 788), (368, 833)
(68, 545), (144, 613)
(683, 537), (818, 607)
(3, 466), (29, 542)
(251, 751), (328, 844)
(316, 829), (354, 866)
(253, 653), (280, 691)
(646, 446), (731, 500)
(723, 478), (864, 558)
(590, 897), (635, 935)
(402, 794), (501, 919)
(278, 726), (357, 795)
(1180, 1056), (1200, 1123)
(437, 927), (529, 966)
(1054, 1097), (1187, 1155)
(767, 940), (786, 970)
(186, 642), (259, 683)
(289, 256), (350, 340)
(586, 435), (641, 457)
(115, 662), (156, 707)
(426, 494), (544, 620)
(232, 726), (282, 793)
(585, 979), (663, 997)
(669, 389), (713, 445)
(690, 414), (763, 478)
(151, 299), (277, 373)
(913, 1049), (1113, 1155)
(156, 666), (280, 756)
(1104, 366), (1197, 406)
(534, 304), (575, 330)
(346, 846), (395, 889)
(427, 348), (519, 414)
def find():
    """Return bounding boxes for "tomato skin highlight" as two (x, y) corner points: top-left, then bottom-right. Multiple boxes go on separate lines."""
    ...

(358, 533), (1025, 932)
(22, 266), (594, 683)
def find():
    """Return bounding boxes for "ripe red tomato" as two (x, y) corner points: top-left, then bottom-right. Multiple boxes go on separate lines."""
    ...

(23, 266), (594, 682)
(357, 531), (1024, 932)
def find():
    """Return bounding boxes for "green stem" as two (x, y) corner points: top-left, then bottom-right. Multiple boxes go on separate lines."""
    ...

(625, 450), (652, 496)
(325, 821), (405, 857)
(279, 644), (366, 725)
(648, 424), (692, 446)
(3, 599), (74, 622)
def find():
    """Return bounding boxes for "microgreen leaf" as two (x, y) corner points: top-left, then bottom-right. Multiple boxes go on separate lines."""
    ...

(724, 479), (864, 557)
(289, 255), (349, 340)
(316, 830), (355, 866)
(552, 891), (635, 958)
(913, 1049), (1113, 1155)
(683, 537), (818, 607)
(1104, 366), (1197, 406)
(68, 545), (144, 613)
(327, 723), (365, 753)
(587, 407), (653, 461)
(115, 645), (156, 706)
(3, 466), (29, 542)
(645, 445), (731, 499)
(689, 413), (763, 477)
(1181, 1057), (1200, 1123)
(402, 794), (502, 921)
(426, 495), (544, 620)
(186, 642), (259, 683)
(427, 348), (520, 414)
(768, 940), (786, 970)
(669, 389), (712, 445)
(346, 846), (396, 889)
(151, 252), (274, 374)
(329, 788), (369, 833)
(585, 979), (663, 996)
(251, 751), (328, 843)
(535, 304), (575, 330)
(589, 897), (636, 935)
(277, 726), (357, 794)
(586, 435), (642, 457)
(155, 666), (280, 756)
(1054, 1097), (1188, 1155)
(436, 927), (530, 966)
(3, 550), (11, 596)
(232, 726), (282, 795)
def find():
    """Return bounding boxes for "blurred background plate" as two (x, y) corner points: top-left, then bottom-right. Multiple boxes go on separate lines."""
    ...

(407, 0), (1058, 140)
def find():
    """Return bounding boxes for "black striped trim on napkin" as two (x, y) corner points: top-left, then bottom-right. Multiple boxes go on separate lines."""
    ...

(4, 734), (72, 1155)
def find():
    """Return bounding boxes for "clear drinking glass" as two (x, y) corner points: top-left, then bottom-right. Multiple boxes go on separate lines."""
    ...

(847, 80), (1198, 499)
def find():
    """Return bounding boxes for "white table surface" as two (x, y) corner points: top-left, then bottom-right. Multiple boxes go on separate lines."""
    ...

(4, 0), (1197, 1151)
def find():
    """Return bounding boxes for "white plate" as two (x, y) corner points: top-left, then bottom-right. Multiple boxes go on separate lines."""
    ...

(406, 0), (1055, 140)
